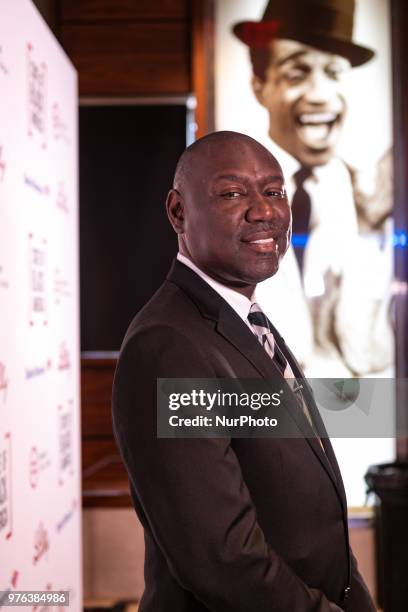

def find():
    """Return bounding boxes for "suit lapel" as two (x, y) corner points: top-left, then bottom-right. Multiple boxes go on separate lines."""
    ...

(168, 260), (290, 386)
(219, 305), (346, 509)
(167, 260), (346, 509)
(217, 304), (283, 383)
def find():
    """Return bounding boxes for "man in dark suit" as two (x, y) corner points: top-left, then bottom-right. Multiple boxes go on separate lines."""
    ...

(112, 131), (376, 611)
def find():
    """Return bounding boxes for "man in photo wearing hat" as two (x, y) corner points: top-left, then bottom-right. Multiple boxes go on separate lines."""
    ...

(233, 0), (393, 377)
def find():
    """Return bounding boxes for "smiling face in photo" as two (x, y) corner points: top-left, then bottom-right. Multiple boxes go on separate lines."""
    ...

(253, 39), (350, 167)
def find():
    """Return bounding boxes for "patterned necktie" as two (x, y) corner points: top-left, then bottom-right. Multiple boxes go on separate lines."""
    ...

(248, 303), (318, 434)
(291, 166), (313, 271)
(248, 303), (295, 380)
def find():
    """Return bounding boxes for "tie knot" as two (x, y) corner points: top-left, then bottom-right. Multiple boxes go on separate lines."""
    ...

(293, 166), (313, 188)
(248, 303), (271, 332)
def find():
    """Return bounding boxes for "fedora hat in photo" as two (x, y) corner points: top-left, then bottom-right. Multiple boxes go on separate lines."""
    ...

(233, 0), (375, 67)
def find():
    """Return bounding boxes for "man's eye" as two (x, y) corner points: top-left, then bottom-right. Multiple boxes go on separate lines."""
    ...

(266, 189), (284, 198)
(326, 60), (350, 80)
(222, 191), (242, 199)
(284, 67), (308, 83)
(326, 67), (340, 80)
(326, 68), (343, 81)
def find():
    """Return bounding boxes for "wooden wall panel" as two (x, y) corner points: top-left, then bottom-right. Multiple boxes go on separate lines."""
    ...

(81, 359), (116, 437)
(60, 0), (189, 22)
(60, 22), (191, 95)
(192, 0), (215, 137)
(81, 359), (132, 507)
(82, 439), (131, 507)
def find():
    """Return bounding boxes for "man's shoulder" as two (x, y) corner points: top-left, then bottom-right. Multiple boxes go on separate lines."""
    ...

(114, 279), (218, 382)
(120, 278), (211, 353)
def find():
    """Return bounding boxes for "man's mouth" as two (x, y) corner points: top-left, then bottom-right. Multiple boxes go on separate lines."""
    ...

(295, 111), (341, 148)
(241, 232), (281, 254)
(251, 237), (275, 244)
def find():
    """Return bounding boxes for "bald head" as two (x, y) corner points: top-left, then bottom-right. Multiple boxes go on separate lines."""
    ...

(173, 131), (276, 196)
(166, 130), (291, 297)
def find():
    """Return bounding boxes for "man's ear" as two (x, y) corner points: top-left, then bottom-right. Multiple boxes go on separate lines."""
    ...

(166, 189), (185, 234)
(251, 75), (266, 106)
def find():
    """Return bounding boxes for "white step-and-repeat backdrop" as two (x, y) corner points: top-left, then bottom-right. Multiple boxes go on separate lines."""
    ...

(0, 0), (81, 607)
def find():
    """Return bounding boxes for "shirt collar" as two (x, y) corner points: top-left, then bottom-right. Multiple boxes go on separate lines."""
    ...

(176, 253), (254, 327)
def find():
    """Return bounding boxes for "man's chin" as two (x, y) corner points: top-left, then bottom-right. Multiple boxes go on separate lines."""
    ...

(243, 261), (281, 285)
(296, 144), (335, 167)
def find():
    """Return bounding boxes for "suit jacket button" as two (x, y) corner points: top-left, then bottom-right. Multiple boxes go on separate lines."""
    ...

(343, 586), (351, 601)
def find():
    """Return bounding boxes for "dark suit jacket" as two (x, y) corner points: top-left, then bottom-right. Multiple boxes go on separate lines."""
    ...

(112, 259), (376, 612)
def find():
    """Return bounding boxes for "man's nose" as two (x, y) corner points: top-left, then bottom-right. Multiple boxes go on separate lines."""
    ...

(246, 193), (279, 223)
(303, 69), (339, 105)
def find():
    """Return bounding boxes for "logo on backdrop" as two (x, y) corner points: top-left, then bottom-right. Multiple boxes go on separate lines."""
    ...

(56, 498), (77, 533)
(0, 362), (9, 403)
(24, 173), (50, 196)
(0, 44), (10, 76)
(25, 357), (52, 380)
(52, 103), (70, 145)
(11, 571), (18, 589)
(33, 521), (50, 565)
(56, 181), (69, 213)
(0, 262), (10, 290)
(27, 42), (47, 149)
(0, 432), (12, 540)
(58, 401), (74, 485)
(58, 342), (71, 372)
(0, 146), (6, 183)
(54, 268), (72, 305)
(28, 233), (48, 326)
(29, 445), (52, 489)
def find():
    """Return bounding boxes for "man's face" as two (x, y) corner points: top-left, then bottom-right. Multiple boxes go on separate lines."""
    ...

(171, 138), (291, 294)
(253, 39), (350, 166)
